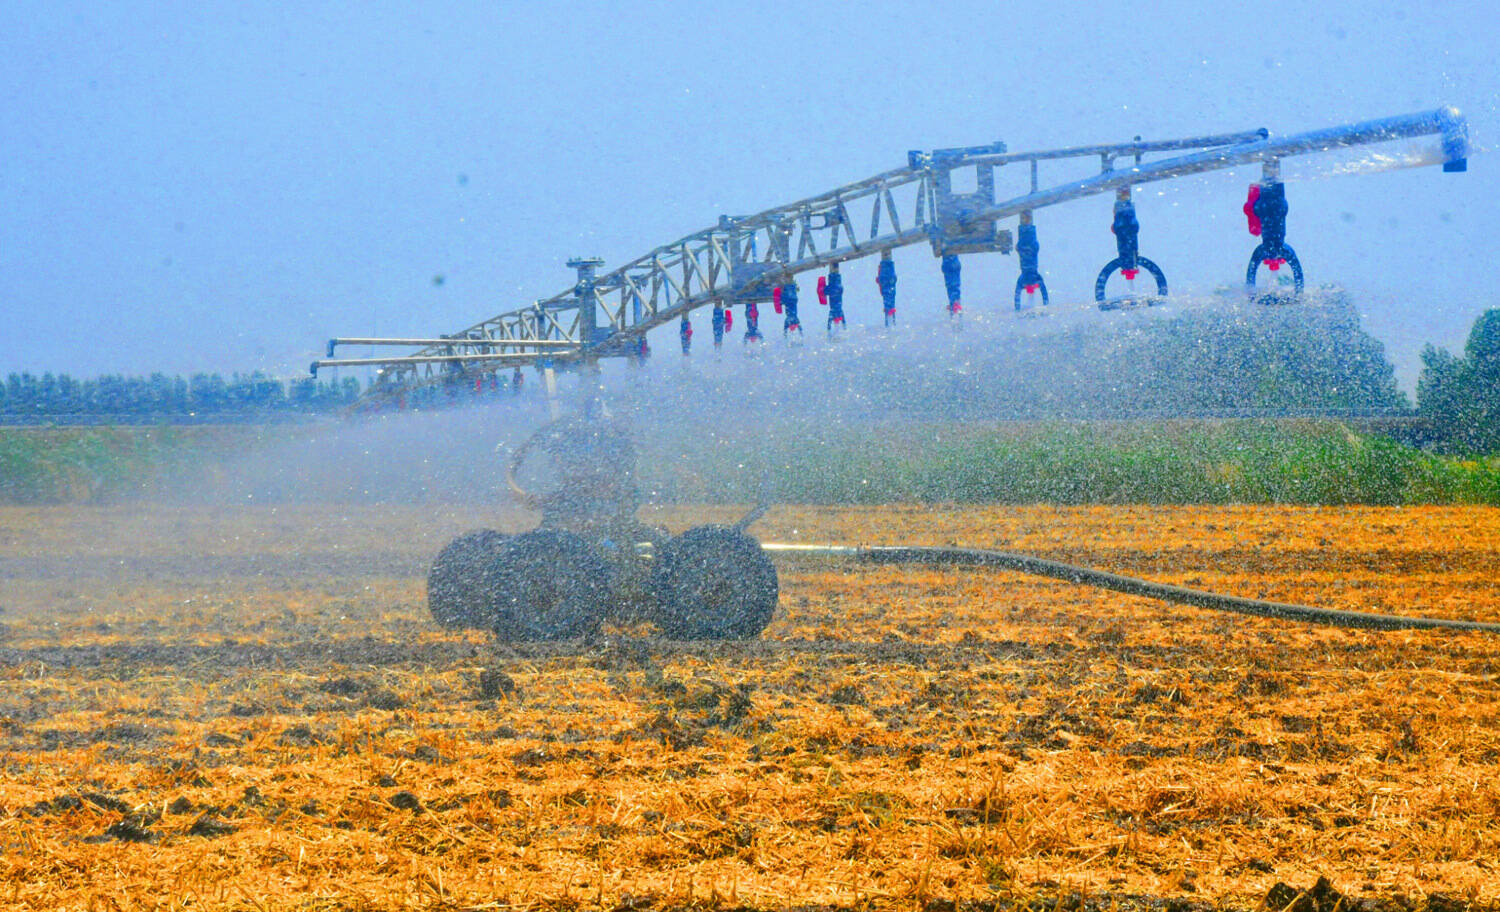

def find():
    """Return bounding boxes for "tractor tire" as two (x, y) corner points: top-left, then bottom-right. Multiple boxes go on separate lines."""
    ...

(488, 529), (611, 641)
(650, 525), (778, 640)
(427, 530), (509, 629)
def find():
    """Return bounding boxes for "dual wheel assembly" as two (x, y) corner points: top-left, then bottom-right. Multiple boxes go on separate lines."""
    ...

(426, 524), (779, 641)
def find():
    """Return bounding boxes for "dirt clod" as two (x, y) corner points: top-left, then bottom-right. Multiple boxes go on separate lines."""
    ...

(318, 676), (365, 697)
(188, 814), (236, 838)
(94, 722), (161, 744)
(512, 748), (550, 766)
(278, 724), (327, 747)
(827, 684), (866, 705)
(1265, 877), (1348, 912)
(479, 668), (517, 698)
(411, 744), (446, 763)
(102, 817), (157, 843)
(1132, 682), (1189, 706)
(26, 791), (132, 816)
(363, 689), (404, 711)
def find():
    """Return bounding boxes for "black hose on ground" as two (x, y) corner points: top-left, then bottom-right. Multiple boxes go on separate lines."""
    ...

(734, 501), (771, 533)
(764, 543), (1500, 635)
(733, 461), (776, 533)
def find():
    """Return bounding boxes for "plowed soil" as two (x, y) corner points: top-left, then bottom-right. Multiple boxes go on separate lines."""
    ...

(2, 503), (1499, 912)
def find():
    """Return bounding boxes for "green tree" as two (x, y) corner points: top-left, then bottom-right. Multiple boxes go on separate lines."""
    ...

(1418, 308), (1500, 453)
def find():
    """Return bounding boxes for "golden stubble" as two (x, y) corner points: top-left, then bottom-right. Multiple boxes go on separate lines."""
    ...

(1, 503), (1498, 911)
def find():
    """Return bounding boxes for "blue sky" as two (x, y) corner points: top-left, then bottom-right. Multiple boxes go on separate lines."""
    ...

(2, 0), (1495, 388)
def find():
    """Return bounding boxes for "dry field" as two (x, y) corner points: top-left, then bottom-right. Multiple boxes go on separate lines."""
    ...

(2, 502), (1499, 912)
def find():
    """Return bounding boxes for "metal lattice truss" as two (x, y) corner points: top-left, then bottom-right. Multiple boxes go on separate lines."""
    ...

(313, 106), (1468, 402)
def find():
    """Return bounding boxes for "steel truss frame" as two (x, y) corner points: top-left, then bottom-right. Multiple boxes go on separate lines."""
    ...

(312, 106), (1467, 403)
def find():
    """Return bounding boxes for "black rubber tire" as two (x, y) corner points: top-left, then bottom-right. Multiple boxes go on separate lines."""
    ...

(488, 529), (610, 641)
(427, 530), (509, 629)
(650, 525), (779, 640)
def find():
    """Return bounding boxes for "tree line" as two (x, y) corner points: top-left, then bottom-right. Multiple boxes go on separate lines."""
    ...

(1, 371), (362, 418)
(4, 305), (1497, 452)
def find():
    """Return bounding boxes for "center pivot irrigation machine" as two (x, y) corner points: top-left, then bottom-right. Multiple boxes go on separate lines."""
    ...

(314, 106), (1495, 642)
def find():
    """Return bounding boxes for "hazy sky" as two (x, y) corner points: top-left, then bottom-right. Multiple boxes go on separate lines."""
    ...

(2, 0), (1495, 388)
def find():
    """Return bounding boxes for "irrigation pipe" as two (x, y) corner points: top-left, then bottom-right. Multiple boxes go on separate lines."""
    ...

(759, 543), (1500, 635)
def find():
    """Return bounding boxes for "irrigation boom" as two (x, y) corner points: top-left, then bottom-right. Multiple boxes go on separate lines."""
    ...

(312, 106), (1468, 405)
